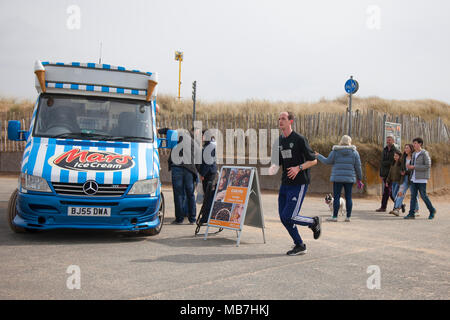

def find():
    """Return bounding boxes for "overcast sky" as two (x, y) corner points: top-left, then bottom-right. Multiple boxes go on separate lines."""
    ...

(1, 0), (449, 103)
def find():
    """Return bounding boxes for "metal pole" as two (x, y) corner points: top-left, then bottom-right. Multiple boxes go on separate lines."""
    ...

(236, 230), (243, 247)
(203, 225), (210, 240)
(348, 75), (353, 137)
(348, 92), (352, 136)
(192, 95), (196, 125)
(192, 81), (196, 127)
(178, 59), (181, 100)
(99, 42), (102, 64)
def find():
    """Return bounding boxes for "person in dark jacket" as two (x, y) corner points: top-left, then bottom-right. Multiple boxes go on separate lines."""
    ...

(315, 135), (362, 222)
(160, 128), (202, 225)
(198, 131), (217, 194)
(268, 111), (321, 256)
(376, 136), (399, 212)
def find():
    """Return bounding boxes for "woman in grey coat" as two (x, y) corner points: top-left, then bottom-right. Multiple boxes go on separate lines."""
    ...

(315, 135), (363, 222)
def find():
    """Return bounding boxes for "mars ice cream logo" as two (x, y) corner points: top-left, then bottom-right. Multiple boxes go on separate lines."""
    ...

(50, 149), (134, 172)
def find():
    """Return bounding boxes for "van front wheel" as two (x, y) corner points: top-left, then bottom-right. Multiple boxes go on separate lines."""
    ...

(140, 193), (165, 236)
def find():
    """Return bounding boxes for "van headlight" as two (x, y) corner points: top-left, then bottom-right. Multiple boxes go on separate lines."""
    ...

(128, 178), (159, 196)
(20, 173), (52, 193)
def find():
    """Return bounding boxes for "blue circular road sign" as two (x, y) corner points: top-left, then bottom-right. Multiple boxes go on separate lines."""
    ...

(345, 78), (359, 94)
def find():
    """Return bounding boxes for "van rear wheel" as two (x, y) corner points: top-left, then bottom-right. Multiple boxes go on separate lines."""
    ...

(7, 189), (27, 233)
(139, 193), (165, 236)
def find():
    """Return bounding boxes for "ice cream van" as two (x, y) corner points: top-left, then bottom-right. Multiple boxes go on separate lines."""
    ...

(7, 60), (177, 235)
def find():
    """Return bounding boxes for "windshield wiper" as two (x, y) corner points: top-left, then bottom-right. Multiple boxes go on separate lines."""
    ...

(52, 132), (114, 140)
(108, 136), (152, 142)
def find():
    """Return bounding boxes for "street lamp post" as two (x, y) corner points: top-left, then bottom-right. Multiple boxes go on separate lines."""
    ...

(174, 51), (183, 100)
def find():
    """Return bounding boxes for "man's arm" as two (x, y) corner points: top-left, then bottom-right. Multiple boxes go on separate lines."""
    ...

(286, 159), (317, 180)
(287, 136), (317, 179)
(268, 136), (281, 175)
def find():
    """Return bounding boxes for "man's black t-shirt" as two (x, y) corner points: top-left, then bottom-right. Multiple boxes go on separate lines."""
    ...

(272, 131), (316, 186)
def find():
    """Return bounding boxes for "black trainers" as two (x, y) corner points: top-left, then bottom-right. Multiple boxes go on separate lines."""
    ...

(428, 209), (437, 220)
(404, 214), (415, 220)
(171, 219), (184, 225)
(401, 204), (406, 213)
(309, 216), (322, 240)
(286, 243), (307, 256)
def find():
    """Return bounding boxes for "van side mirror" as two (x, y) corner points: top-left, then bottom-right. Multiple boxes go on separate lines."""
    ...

(166, 130), (178, 149)
(157, 129), (178, 149)
(8, 120), (27, 141)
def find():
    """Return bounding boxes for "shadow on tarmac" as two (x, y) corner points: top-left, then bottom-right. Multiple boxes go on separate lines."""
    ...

(0, 226), (152, 246)
(318, 210), (414, 222)
(130, 252), (284, 264)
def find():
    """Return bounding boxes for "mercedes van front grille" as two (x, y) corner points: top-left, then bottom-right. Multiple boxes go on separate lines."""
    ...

(51, 182), (128, 197)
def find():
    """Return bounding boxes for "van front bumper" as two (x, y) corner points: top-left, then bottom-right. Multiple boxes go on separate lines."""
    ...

(13, 191), (161, 231)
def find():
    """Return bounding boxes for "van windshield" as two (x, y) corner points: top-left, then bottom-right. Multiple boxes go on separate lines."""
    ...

(34, 94), (154, 142)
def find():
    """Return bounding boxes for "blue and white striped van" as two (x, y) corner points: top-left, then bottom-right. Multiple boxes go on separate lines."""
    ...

(7, 61), (176, 235)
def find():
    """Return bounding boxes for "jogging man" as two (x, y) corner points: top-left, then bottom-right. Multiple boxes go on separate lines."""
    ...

(269, 111), (322, 256)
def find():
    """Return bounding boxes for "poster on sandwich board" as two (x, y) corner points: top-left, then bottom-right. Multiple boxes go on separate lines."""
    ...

(203, 166), (265, 247)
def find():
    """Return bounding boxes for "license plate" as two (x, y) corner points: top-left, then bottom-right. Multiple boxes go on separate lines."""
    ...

(68, 207), (111, 217)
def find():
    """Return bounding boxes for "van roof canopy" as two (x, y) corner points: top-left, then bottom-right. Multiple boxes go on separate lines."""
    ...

(34, 61), (158, 101)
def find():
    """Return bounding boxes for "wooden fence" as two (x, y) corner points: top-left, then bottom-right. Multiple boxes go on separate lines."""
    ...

(1, 109), (448, 154)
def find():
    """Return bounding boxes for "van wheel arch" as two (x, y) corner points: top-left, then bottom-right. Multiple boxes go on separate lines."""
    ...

(7, 189), (27, 233)
(139, 192), (165, 236)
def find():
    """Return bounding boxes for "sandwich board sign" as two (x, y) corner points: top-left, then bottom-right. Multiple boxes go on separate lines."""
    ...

(203, 166), (266, 247)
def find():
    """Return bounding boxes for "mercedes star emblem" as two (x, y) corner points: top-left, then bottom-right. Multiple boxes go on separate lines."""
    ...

(83, 180), (99, 195)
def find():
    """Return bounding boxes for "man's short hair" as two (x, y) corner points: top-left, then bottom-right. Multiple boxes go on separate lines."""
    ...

(386, 135), (394, 140)
(413, 137), (424, 146)
(280, 111), (294, 121)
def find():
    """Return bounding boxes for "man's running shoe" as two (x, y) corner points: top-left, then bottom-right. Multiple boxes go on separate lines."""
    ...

(309, 216), (322, 239)
(286, 243), (307, 256)
(401, 204), (406, 213)
(404, 213), (415, 219)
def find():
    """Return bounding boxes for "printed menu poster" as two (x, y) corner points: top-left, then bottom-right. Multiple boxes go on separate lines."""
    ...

(384, 122), (402, 149)
(208, 167), (252, 230)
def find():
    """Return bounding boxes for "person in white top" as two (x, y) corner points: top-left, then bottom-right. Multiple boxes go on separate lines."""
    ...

(404, 137), (437, 220)
(391, 144), (419, 216)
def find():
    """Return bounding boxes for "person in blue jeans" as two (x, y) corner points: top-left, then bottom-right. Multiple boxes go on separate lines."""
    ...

(404, 137), (437, 220)
(390, 143), (419, 216)
(171, 166), (197, 224)
(386, 150), (403, 215)
(168, 129), (202, 224)
(315, 135), (363, 222)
